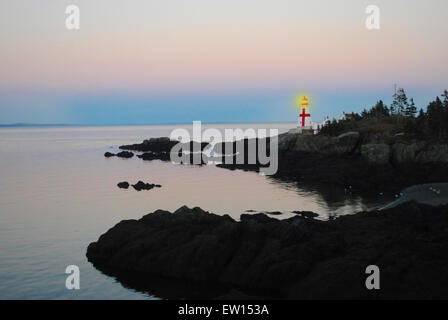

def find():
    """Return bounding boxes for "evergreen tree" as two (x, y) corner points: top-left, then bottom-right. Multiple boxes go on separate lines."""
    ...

(373, 100), (389, 117)
(405, 98), (417, 117)
(320, 89), (448, 140)
(416, 108), (426, 136)
(391, 88), (409, 115)
(443, 90), (448, 132)
(361, 101), (390, 119)
(361, 108), (368, 118)
(442, 90), (448, 107)
(417, 108), (425, 119)
(390, 102), (396, 115)
(427, 97), (445, 138)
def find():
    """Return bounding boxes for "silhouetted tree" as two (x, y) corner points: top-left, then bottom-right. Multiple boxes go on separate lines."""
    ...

(372, 100), (390, 117)
(361, 108), (368, 118)
(320, 90), (448, 140)
(405, 98), (417, 117)
(391, 88), (408, 115)
(418, 108), (425, 118)
(360, 100), (390, 119)
(442, 90), (448, 108)
(427, 97), (445, 139)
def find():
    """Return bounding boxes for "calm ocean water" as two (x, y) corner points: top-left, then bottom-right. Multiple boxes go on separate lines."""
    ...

(0, 124), (389, 299)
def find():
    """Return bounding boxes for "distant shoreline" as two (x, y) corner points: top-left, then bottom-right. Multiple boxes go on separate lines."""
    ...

(0, 121), (297, 128)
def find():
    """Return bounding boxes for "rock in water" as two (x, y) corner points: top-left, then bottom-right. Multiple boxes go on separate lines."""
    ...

(137, 152), (170, 161)
(116, 151), (134, 158)
(132, 180), (160, 191)
(120, 137), (209, 153)
(104, 151), (134, 158)
(120, 137), (179, 152)
(117, 182), (129, 189)
(86, 203), (448, 299)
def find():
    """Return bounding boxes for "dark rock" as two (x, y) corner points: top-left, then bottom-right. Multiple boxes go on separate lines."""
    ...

(137, 152), (170, 161)
(120, 137), (209, 153)
(278, 131), (360, 155)
(120, 137), (179, 152)
(104, 151), (134, 158)
(87, 203), (448, 299)
(116, 133), (448, 193)
(121, 137), (219, 164)
(361, 143), (390, 165)
(292, 211), (319, 219)
(117, 181), (129, 189)
(215, 132), (448, 194)
(132, 180), (160, 191)
(137, 150), (208, 165)
(116, 151), (134, 158)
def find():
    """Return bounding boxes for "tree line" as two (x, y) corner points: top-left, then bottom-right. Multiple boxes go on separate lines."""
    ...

(319, 89), (448, 140)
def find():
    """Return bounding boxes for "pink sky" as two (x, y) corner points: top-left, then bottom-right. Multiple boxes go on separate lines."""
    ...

(0, 0), (447, 94)
(0, 1), (447, 124)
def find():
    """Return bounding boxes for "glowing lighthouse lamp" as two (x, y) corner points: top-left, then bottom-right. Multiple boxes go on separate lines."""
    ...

(298, 96), (311, 128)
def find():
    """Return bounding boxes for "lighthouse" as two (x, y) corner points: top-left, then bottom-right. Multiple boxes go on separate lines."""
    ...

(298, 96), (311, 129)
(288, 94), (321, 135)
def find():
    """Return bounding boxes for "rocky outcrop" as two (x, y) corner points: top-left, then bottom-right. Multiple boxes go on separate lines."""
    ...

(279, 131), (448, 166)
(120, 137), (209, 153)
(117, 151), (134, 158)
(120, 137), (178, 152)
(361, 142), (448, 165)
(360, 143), (390, 165)
(111, 133), (448, 194)
(390, 143), (421, 164)
(415, 144), (448, 163)
(278, 131), (360, 155)
(87, 204), (448, 299)
(116, 132), (448, 167)
(137, 152), (171, 162)
(104, 151), (134, 158)
(132, 181), (161, 191)
(117, 181), (129, 189)
(119, 137), (210, 163)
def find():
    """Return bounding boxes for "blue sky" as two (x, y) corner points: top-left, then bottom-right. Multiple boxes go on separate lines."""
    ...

(1, 88), (442, 125)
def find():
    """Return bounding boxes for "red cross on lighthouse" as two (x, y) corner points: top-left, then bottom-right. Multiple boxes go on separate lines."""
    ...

(299, 108), (310, 127)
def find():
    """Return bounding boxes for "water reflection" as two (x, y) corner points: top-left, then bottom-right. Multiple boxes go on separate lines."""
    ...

(90, 265), (238, 300)
(265, 176), (393, 219)
(0, 125), (390, 299)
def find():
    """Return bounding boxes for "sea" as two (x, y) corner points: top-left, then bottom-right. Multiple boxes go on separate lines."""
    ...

(0, 124), (391, 299)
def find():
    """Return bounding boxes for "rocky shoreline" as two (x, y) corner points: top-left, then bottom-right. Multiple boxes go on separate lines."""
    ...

(92, 131), (448, 299)
(270, 131), (448, 194)
(87, 203), (448, 299)
(116, 132), (448, 195)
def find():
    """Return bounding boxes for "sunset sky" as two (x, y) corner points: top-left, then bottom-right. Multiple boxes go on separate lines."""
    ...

(0, 0), (447, 125)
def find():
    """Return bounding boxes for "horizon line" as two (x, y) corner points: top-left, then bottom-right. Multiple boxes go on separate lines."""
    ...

(0, 120), (299, 128)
